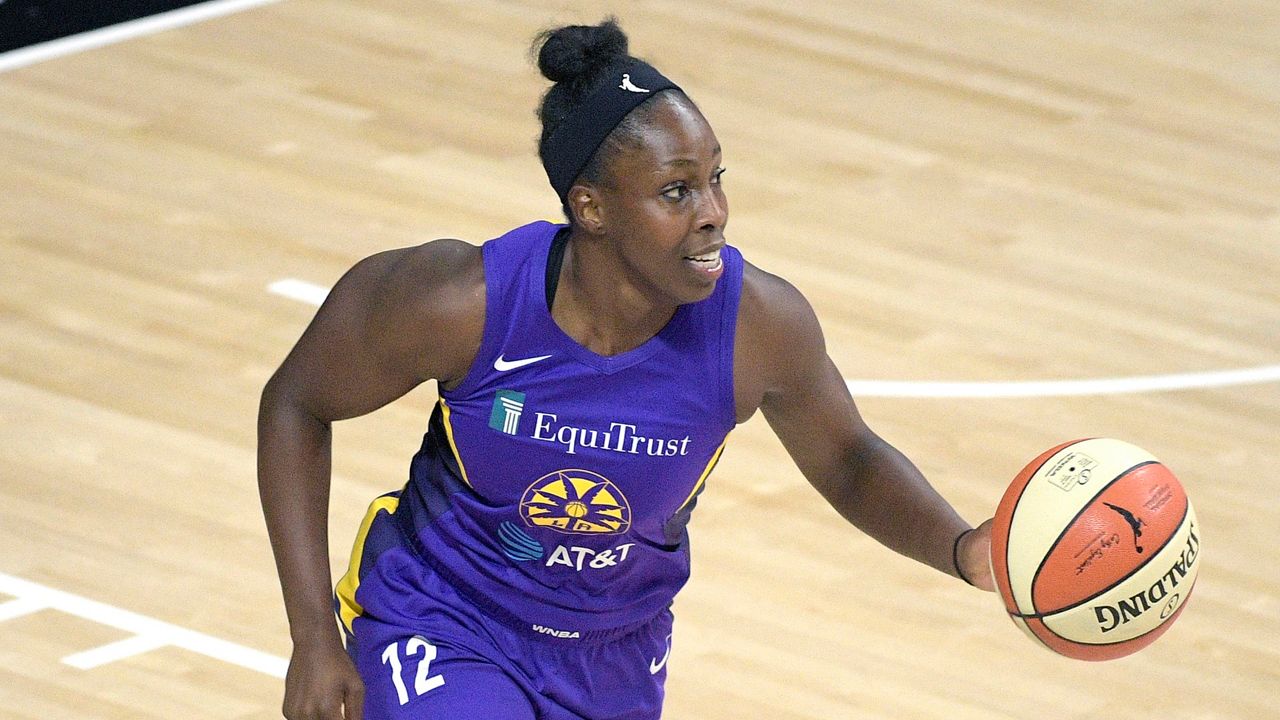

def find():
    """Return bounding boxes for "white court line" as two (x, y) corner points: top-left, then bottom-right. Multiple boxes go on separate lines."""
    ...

(0, 572), (287, 677)
(0, 0), (283, 74)
(268, 277), (1280, 399)
(268, 278), (330, 306)
(0, 595), (47, 622)
(845, 365), (1280, 398)
(62, 634), (171, 670)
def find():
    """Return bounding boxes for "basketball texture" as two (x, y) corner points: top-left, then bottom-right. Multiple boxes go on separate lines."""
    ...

(990, 438), (1200, 661)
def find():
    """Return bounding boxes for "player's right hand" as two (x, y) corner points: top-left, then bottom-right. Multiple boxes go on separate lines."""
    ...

(282, 639), (365, 720)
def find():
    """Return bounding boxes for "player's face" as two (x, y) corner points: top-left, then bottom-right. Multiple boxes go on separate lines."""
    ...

(596, 98), (728, 305)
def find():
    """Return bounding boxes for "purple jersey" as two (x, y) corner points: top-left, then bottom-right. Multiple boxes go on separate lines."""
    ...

(394, 221), (742, 637)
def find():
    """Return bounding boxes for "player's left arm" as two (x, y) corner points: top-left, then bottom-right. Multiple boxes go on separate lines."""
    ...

(737, 263), (994, 590)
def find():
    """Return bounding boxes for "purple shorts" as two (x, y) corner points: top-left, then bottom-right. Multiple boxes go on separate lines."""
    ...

(340, 533), (674, 719)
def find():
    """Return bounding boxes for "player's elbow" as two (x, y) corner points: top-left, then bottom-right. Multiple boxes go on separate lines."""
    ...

(258, 370), (323, 435)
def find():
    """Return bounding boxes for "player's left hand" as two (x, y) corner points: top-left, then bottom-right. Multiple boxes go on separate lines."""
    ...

(958, 519), (996, 592)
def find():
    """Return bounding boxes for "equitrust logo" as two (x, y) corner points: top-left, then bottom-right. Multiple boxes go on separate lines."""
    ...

(488, 390), (526, 435)
(485, 391), (691, 459)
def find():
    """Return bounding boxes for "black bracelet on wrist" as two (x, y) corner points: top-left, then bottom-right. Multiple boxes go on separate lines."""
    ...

(953, 528), (977, 586)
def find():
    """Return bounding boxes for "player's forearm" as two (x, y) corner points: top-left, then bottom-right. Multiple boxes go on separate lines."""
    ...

(820, 435), (971, 579)
(257, 379), (342, 646)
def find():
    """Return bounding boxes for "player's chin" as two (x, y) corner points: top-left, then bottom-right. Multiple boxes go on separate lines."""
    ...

(671, 266), (721, 304)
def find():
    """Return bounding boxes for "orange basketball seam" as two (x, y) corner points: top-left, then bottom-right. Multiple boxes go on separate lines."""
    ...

(1017, 500), (1188, 619)
(1027, 460), (1161, 613)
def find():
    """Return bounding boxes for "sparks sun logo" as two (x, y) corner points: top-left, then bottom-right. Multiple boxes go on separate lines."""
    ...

(519, 469), (632, 535)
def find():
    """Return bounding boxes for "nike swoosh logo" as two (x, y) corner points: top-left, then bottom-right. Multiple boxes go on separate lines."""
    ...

(493, 353), (552, 372)
(649, 634), (672, 675)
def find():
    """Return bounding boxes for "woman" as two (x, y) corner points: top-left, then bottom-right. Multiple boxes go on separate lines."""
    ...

(258, 19), (995, 720)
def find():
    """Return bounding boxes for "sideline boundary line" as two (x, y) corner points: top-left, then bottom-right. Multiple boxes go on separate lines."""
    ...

(0, 572), (287, 677)
(843, 366), (1280, 398)
(268, 277), (1280, 399)
(0, 0), (282, 74)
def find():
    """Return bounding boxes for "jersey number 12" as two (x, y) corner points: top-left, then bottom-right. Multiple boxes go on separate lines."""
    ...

(381, 636), (445, 705)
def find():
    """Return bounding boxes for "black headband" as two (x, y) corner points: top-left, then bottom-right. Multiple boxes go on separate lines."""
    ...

(540, 59), (681, 204)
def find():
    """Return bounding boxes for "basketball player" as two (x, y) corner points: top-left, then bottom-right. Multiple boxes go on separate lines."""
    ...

(258, 19), (995, 720)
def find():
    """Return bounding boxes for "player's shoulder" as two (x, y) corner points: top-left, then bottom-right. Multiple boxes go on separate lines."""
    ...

(344, 238), (484, 317)
(733, 259), (827, 420)
(326, 238), (485, 385)
(385, 237), (483, 291)
(739, 259), (821, 341)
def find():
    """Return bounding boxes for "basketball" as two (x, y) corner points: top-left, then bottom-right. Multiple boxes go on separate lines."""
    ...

(990, 438), (1200, 661)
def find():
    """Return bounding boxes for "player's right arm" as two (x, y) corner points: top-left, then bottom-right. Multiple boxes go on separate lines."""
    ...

(257, 239), (484, 720)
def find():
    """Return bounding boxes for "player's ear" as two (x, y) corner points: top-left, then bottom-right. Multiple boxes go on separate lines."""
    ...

(568, 184), (605, 235)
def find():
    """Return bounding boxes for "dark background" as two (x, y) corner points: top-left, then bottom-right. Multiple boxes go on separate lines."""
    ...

(0, 0), (206, 53)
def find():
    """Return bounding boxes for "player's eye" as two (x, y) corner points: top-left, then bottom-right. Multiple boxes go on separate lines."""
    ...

(662, 183), (690, 200)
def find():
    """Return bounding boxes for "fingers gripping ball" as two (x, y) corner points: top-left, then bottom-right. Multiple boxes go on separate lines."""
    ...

(990, 438), (1200, 661)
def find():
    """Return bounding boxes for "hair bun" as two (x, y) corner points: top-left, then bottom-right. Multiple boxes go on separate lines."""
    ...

(535, 18), (630, 85)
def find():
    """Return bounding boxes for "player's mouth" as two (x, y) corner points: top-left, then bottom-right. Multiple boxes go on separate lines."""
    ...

(683, 247), (724, 276)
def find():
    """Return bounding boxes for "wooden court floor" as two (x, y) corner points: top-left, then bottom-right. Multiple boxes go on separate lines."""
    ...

(1, 1), (1277, 718)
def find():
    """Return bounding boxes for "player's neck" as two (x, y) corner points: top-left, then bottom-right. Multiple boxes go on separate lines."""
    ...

(551, 238), (676, 357)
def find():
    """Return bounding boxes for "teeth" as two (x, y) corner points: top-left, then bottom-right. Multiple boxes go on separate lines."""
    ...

(686, 248), (722, 262)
